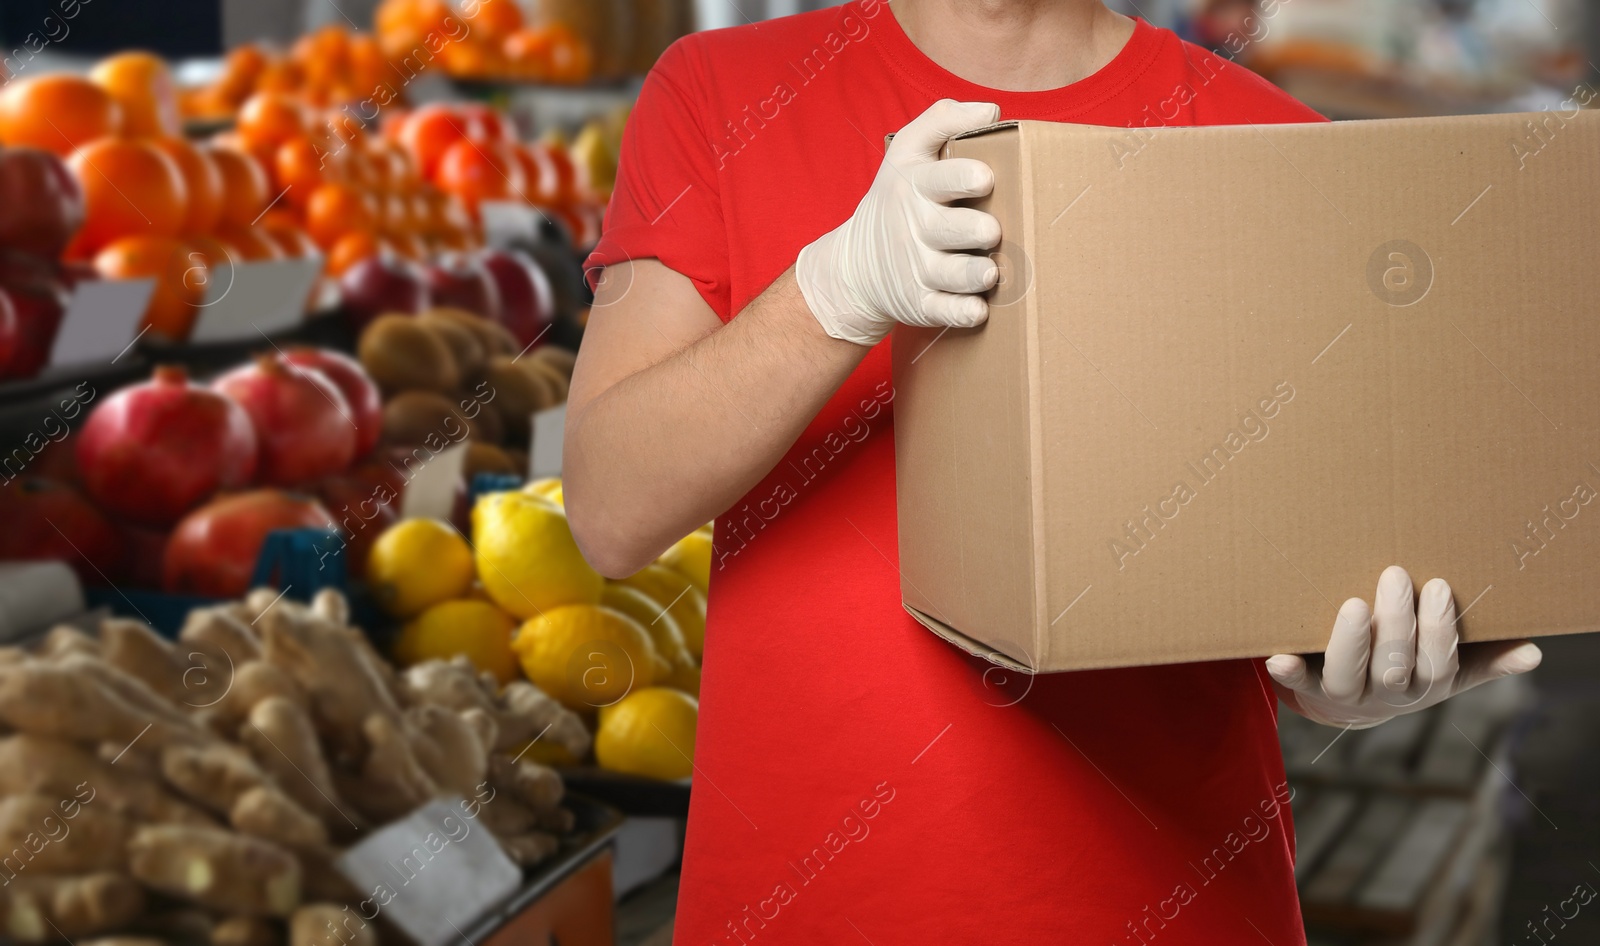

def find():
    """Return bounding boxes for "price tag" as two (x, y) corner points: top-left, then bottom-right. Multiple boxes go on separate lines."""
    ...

(189, 257), (322, 343)
(480, 200), (544, 248)
(399, 440), (469, 522)
(529, 404), (566, 478)
(335, 797), (520, 946)
(47, 278), (155, 367)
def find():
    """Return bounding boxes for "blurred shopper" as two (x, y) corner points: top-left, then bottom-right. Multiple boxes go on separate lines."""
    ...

(567, 1), (1541, 942)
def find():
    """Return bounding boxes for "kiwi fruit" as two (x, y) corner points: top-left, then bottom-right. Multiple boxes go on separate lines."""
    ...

(359, 315), (459, 395)
(521, 356), (569, 403)
(464, 442), (518, 479)
(417, 314), (488, 382)
(427, 307), (519, 358)
(466, 396), (505, 444)
(480, 356), (553, 446)
(381, 390), (472, 448)
(530, 345), (576, 380)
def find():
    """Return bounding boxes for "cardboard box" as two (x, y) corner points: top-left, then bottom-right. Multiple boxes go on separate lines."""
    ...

(892, 109), (1600, 673)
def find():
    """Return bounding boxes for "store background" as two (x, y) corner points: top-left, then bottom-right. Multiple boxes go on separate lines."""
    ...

(0, 1), (1595, 944)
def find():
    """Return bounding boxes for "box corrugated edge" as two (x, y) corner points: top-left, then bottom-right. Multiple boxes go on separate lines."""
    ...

(902, 603), (1034, 671)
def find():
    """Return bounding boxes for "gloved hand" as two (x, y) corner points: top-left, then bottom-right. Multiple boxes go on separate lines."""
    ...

(1266, 565), (1542, 729)
(796, 99), (1004, 346)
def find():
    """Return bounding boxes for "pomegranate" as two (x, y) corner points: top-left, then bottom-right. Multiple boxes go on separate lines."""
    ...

(481, 248), (554, 348)
(316, 460), (406, 579)
(0, 148), (85, 260)
(0, 251), (68, 380)
(283, 347), (382, 459)
(423, 252), (500, 321)
(214, 353), (357, 487)
(0, 478), (121, 584)
(338, 251), (429, 331)
(163, 489), (334, 598)
(0, 287), (17, 372)
(76, 365), (259, 527)
(113, 518), (169, 588)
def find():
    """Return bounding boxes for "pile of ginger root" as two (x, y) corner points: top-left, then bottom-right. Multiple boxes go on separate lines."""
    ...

(0, 587), (592, 946)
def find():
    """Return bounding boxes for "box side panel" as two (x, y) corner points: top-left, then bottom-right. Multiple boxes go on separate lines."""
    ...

(1025, 111), (1600, 671)
(892, 126), (1039, 668)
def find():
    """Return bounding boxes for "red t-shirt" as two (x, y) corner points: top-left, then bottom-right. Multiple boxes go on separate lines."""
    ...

(586, 6), (1326, 943)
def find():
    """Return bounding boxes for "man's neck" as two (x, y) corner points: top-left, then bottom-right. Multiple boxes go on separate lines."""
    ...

(890, 0), (1136, 92)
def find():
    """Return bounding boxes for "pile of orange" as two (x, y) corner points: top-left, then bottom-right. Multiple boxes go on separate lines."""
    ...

(386, 101), (599, 247)
(180, 26), (392, 118)
(375, 0), (595, 84)
(0, 52), (320, 343)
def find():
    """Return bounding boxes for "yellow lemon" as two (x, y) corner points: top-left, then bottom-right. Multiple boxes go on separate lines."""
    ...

(511, 605), (659, 710)
(595, 687), (698, 781)
(474, 491), (602, 619)
(657, 529), (712, 594)
(601, 584), (700, 696)
(523, 476), (564, 506)
(395, 599), (518, 684)
(367, 519), (475, 618)
(613, 564), (707, 659)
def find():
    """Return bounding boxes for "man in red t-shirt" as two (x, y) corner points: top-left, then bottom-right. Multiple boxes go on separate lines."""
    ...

(566, 2), (1542, 942)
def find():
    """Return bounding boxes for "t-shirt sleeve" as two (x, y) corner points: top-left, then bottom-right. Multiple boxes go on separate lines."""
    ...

(583, 37), (733, 320)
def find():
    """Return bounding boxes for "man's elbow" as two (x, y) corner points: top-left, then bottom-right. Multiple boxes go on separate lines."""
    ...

(565, 494), (654, 580)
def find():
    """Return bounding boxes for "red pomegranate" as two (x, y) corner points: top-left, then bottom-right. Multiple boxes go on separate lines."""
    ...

(0, 287), (18, 372)
(282, 347), (383, 460)
(213, 353), (357, 486)
(76, 365), (259, 527)
(316, 460), (406, 579)
(0, 478), (121, 584)
(163, 489), (333, 598)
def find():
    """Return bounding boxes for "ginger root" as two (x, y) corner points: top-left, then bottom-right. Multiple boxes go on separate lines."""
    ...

(178, 606), (263, 667)
(160, 743), (271, 816)
(0, 657), (201, 749)
(496, 679), (591, 759)
(128, 824), (301, 917)
(290, 902), (377, 946)
(0, 794), (129, 873)
(200, 661), (306, 737)
(99, 618), (192, 706)
(230, 786), (328, 849)
(497, 831), (560, 868)
(239, 696), (355, 837)
(211, 916), (280, 946)
(0, 734), (214, 827)
(37, 625), (100, 661)
(487, 755), (564, 812)
(405, 705), (488, 798)
(337, 714), (437, 825)
(259, 609), (402, 761)
(0, 873), (145, 942)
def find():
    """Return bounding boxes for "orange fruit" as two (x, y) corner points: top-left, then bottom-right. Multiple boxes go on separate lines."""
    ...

(0, 75), (122, 155)
(458, 102), (514, 143)
(325, 108), (367, 151)
(90, 52), (181, 138)
(153, 138), (224, 236)
(238, 92), (308, 153)
(261, 218), (320, 259)
(441, 38), (499, 80)
(511, 144), (560, 206)
(435, 138), (526, 211)
(348, 35), (389, 93)
(65, 138), (188, 258)
(216, 44), (269, 105)
(326, 230), (387, 276)
(305, 182), (376, 249)
(254, 58), (305, 95)
(544, 26), (595, 85)
(471, 0), (524, 40)
(274, 136), (339, 208)
(207, 145), (273, 229)
(387, 231), (428, 261)
(93, 235), (206, 342)
(399, 104), (476, 182)
(217, 225), (284, 262)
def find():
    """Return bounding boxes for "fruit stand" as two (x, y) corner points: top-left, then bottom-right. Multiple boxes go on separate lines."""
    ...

(0, 4), (700, 942)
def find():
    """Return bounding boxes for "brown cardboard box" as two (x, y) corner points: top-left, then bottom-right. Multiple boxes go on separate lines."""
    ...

(892, 109), (1600, 673)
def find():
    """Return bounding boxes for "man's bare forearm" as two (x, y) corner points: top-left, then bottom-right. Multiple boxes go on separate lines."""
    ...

(564, 267), (868, 577)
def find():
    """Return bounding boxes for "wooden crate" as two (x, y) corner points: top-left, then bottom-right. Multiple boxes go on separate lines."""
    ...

(1285, 679), (1530, 944)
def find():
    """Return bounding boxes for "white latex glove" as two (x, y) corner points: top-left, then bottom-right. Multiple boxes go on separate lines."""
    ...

(1266, 565), (1542, 729)
(796, 99), (1004, 346)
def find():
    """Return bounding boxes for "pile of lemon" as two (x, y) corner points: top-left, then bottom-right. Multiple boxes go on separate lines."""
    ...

(366, 477), (708, 781)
